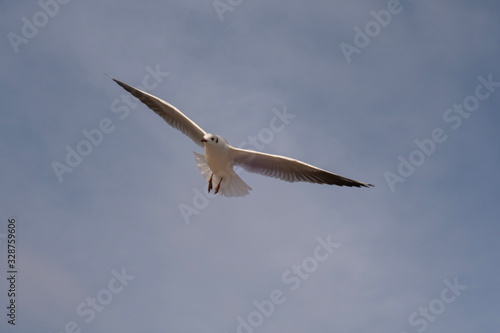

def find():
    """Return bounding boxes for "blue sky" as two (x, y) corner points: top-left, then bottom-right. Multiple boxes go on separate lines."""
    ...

(1, 0), (499, 332)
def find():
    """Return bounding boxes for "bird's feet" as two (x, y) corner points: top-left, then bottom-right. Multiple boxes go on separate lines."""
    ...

(208, 173), (213, 193)
(214, 178), (223, 195)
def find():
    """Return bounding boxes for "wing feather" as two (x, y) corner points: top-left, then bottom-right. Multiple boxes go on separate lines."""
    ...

(231, 148), (373, 188)
(109, 77), (206, 147)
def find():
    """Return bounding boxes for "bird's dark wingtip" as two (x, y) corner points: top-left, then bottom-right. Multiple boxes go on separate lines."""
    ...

(356, 182), (374, 188)
(104, 74), (122, 86)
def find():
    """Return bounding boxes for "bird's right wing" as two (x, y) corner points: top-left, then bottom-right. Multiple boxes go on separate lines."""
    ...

(231, 148), (373, 188)
(109, 77), (207, 148)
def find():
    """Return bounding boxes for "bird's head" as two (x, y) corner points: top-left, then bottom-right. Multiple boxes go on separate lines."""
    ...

(201, 133), (224, 146)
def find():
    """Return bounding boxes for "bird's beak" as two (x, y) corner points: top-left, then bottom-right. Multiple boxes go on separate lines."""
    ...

(201, 138), (207, 142)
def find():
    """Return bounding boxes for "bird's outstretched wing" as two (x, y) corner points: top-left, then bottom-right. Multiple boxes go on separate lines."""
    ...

(231, 148), (373, 188)
(109, 77), (207, 147)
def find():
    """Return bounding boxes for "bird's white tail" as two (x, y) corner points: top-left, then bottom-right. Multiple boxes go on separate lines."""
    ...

(194, 152), (252, 197)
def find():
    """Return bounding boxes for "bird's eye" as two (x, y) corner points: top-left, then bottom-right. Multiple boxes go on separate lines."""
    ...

(211, 138), (214, 141)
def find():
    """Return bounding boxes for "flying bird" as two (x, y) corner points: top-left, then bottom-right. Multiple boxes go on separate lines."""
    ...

(109, 77), (373, 197)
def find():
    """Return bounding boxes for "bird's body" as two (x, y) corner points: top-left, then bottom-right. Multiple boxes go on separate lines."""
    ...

(109, 76), (373, 196)
(199, 135), (250, 196)
(204, 136), (230, 175)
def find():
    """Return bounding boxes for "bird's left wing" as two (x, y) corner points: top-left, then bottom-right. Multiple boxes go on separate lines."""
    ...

(231, 147), (373, 188)
(109, 77), (207, 148)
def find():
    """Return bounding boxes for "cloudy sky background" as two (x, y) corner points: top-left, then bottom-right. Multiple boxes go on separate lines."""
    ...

(1, 0), (499, 332)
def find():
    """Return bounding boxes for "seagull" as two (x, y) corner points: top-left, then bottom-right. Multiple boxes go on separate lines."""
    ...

(109, 77), (373, 197)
